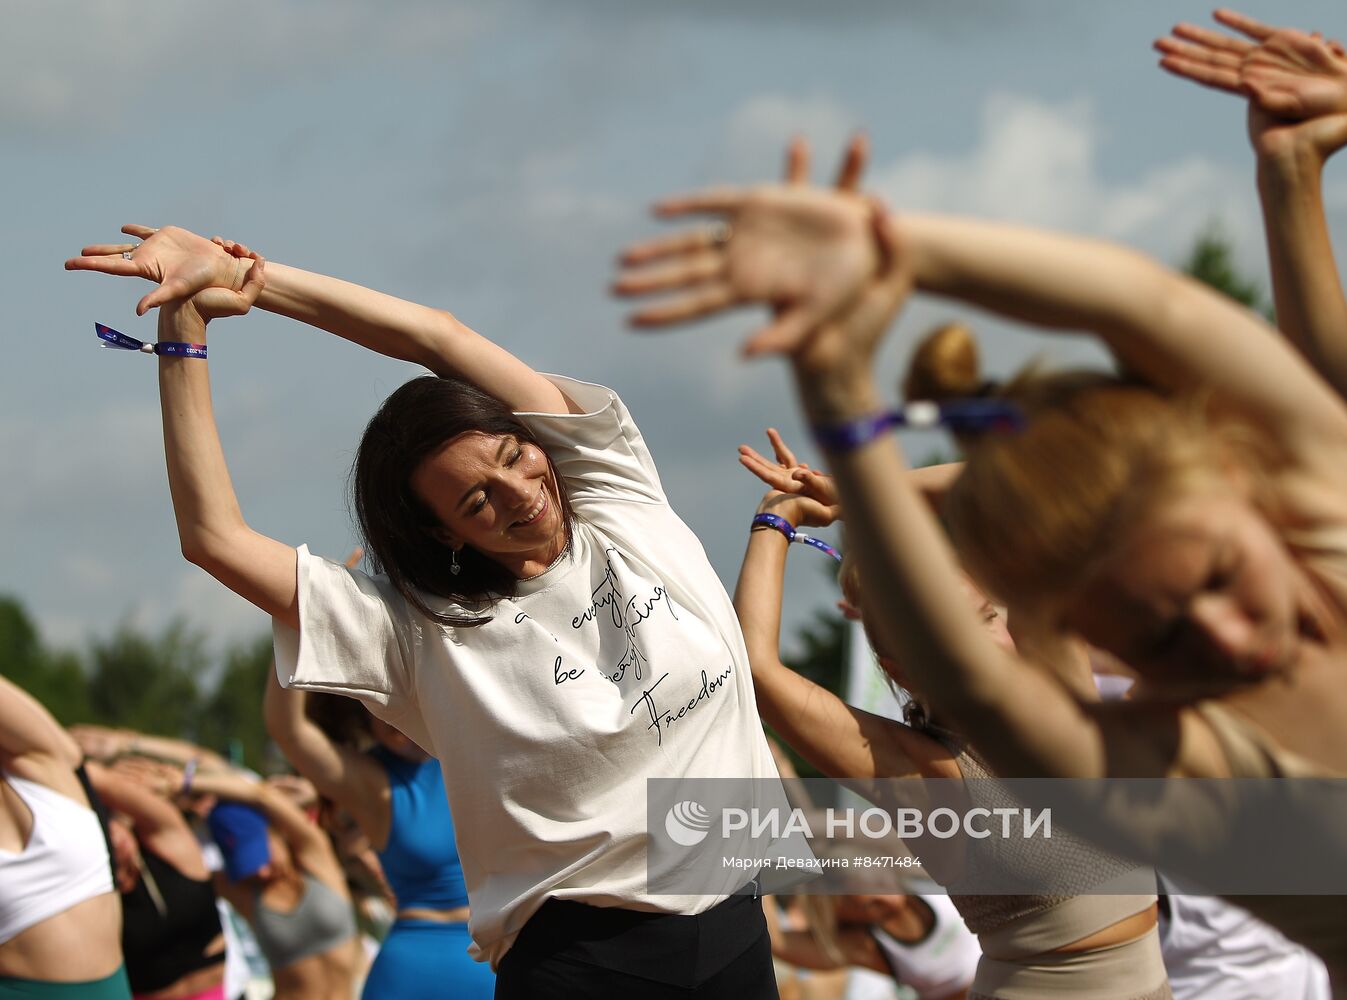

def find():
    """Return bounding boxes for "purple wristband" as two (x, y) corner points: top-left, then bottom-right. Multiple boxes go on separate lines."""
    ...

(811, 412), (898, 452)
(813, 400), (1025, 451)
(750, 512), (796, 542)
(95, 323), (207, 359)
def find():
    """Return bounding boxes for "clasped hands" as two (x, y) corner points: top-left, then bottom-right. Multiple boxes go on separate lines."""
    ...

(66, 224), (267, 323)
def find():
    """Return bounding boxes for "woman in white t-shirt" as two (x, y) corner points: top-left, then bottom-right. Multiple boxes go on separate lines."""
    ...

(66, 228), (787, 999)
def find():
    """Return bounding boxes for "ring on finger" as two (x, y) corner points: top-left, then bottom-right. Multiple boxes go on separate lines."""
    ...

(122, 250), (135, 260)
(711, 222), (733, 247)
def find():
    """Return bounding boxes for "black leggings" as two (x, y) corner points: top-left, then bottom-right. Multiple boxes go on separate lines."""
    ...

(494, 894), (778, 1000)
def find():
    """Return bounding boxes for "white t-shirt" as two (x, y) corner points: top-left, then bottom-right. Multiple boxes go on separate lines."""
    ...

(274, 376), (783, 968)
(1159, 876), (1331, 1000)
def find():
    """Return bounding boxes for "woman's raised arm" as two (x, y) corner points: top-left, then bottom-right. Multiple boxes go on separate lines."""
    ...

(67, 225), (573, 414)
(1157, 10), (1347, 400)
(617, 174), (1347, 480)
(263, 664), (391, 848)
(155, 259), (301, 627)
(618, 182), (1237, 780)
(0, 675), (81, 769)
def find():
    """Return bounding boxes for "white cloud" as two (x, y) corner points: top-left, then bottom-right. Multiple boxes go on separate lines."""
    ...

(712, 94), (860, 182)
(870, 91), (1264, 269)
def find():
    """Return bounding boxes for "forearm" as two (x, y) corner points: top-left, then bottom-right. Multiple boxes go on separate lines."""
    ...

(159, 305), (247, 558)
(794, 365), (1107, 779)
(733, 522), (920, 781)
(1257, 149), (1347, 398)
(0, 676), (80, 764)
(262, 669), (353, 802)
(189, 770), (263, 806)
(249, 262), (458, 369)
(263, 666), (308, 743)
(85, 763), (182, 834)
(244, 261), (568, 412)
(124, 732), (230, 772)
(901, 213), (1255, 389)
(157, 303), (299, 624)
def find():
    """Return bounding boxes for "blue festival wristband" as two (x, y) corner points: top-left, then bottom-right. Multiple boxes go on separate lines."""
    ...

(812, 399), (1024, 452)
(751, 513), (842, 562)
(96, 322), (207, 360)
(792, 532), (842, 562)
(751, 512), (796, 541)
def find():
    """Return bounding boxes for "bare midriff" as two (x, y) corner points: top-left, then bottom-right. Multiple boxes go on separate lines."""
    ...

(1051, 903), (1158, 955)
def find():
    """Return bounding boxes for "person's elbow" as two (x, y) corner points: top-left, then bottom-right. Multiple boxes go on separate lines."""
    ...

(177, 519), (248, 575)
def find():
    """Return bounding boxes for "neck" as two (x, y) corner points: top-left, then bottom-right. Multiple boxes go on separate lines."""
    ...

(503, 531), (569, 580)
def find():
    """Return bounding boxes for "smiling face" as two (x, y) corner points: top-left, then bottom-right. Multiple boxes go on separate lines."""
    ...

(1062, 486), (1304, 683)
(410, 430), (565, 573)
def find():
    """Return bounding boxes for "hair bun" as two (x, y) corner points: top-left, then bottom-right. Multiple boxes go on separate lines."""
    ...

(903, 322), (982, 402)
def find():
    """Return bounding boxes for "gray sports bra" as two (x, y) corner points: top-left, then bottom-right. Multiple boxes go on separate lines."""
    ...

(251, 872), (355, 971)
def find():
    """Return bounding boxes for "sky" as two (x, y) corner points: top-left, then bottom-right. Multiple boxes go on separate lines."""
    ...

(4, 0), (1347, 660)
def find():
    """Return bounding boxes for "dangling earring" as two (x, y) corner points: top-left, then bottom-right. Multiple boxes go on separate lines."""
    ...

(451, 549), (461, 576)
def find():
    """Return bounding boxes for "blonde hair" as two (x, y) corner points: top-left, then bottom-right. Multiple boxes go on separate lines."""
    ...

(798, 895), (849, 966)
(907, 324), (1273, 613)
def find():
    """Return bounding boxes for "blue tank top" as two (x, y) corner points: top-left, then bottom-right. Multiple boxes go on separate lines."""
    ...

(372, 748), (469, 910)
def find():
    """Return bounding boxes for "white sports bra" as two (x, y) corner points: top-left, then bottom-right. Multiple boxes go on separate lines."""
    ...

(870, 894), (981, 1000)
(0, 772), (113, 944)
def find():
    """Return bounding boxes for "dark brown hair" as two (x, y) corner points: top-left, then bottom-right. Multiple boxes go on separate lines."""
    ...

(351, 376), (575, 627)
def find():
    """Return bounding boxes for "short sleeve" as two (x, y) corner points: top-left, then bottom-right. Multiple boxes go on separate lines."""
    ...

(515, 375), (666, 504)
(272, 545), (418, 721)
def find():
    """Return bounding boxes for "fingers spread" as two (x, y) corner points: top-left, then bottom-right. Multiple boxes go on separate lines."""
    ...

(742, 304), (818, 358)
(833, 132), (869, 192)
(738, 448), (796, 491)
(613, 253), (725, 295)
(652, 187), (744, 217)
(1155, 34), (1242, 67)
(627, 283), (738, 328)
(1171, 21), (1254, 53)
(784, 135), (810, 185)
(1157, 54), (1243, 92)
(64, 255), (140, 275)
(1212, 8), (1275, 42)
(619, 228), (725, 266)
(137, 276), (194, 315)
(766, 427), (799, 468)
(79, 243), (139, 256)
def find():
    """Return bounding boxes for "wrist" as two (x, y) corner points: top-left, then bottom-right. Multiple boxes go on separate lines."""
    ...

(754, 497), (802, 529)
(793, 364), (883, 425)
(1256, 139), (1327, 185)
(751, 511), (797, 540)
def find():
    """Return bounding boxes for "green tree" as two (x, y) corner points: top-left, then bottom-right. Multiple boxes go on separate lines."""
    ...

(86, 620), (203, 737)
(1181, 223), (1274, 319)
(195, 634), (276, 771)
(0, 596), (89, 724)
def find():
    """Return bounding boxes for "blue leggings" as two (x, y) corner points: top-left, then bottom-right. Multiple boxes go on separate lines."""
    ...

(361, 920), (494, 1000)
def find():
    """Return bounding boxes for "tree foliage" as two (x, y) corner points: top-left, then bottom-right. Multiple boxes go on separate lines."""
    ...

(1180, 223), (1274, 319)
(0, 595), (275, 770)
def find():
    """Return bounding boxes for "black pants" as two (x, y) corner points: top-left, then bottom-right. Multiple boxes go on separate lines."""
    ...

(495, 893), (779, 999)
